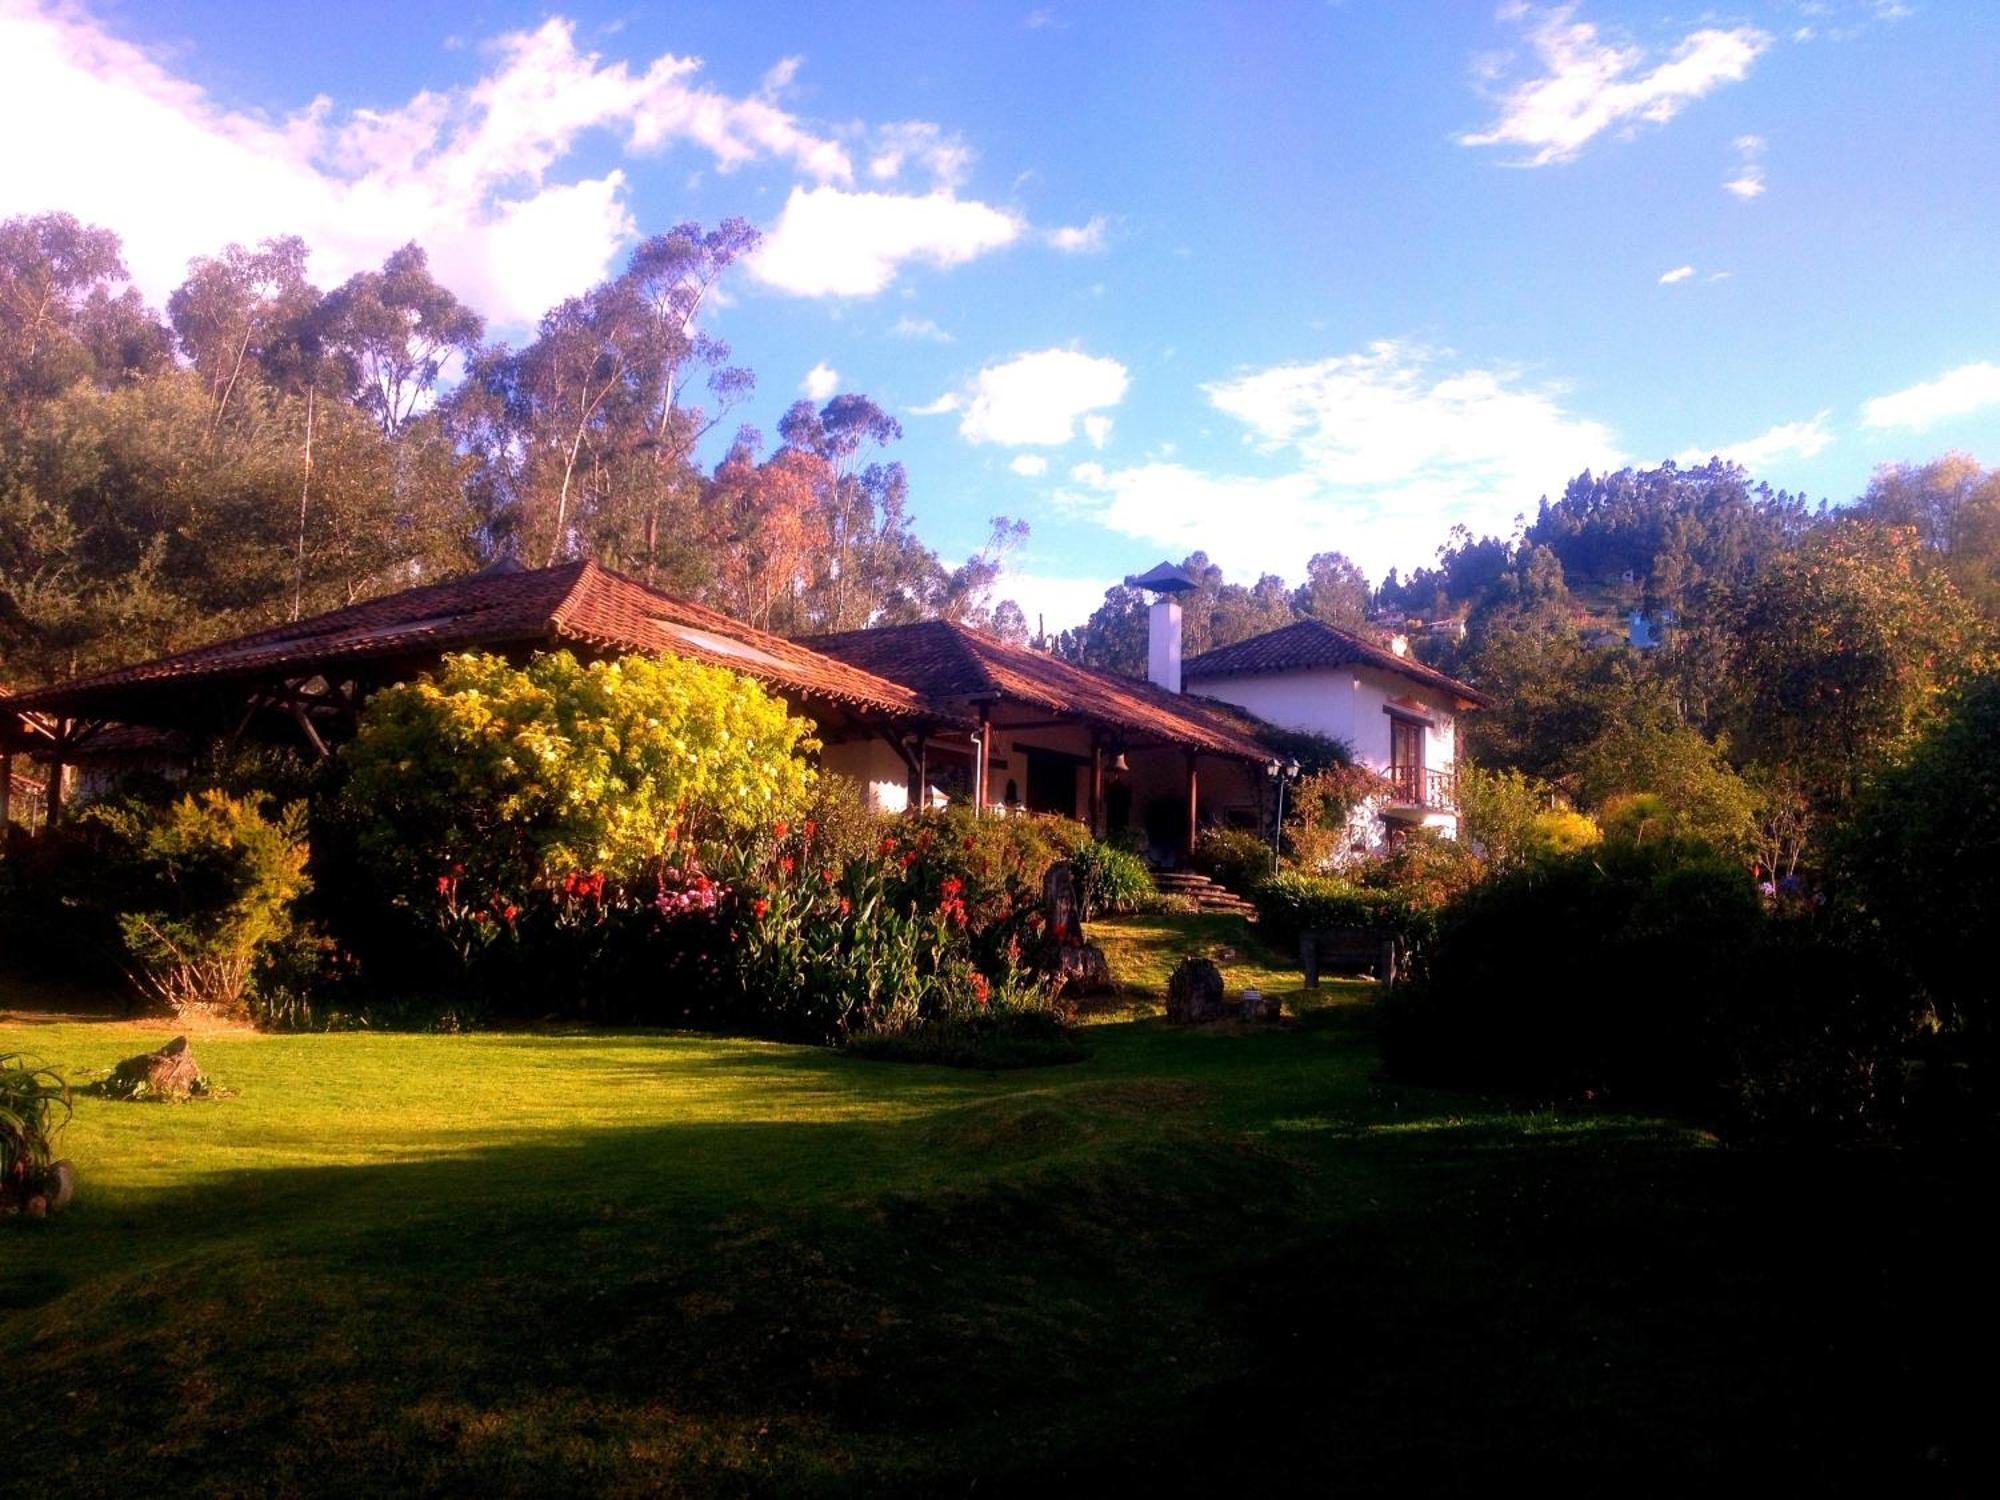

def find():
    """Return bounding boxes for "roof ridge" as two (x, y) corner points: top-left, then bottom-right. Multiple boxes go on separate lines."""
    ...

(544, 558), (603, 634)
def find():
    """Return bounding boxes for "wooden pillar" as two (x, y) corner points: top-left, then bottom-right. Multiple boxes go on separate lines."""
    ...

(0, 751), (11, 827)
(907, 734), (928, 811)
(1089, 738), (1105, 838)
(1184, 750), (1199, 857)
(45, 752), (64, 827)
(976, 712), (992, 816)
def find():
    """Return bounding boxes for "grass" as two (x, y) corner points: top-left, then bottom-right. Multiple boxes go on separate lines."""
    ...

(0, 914), (1985, 1495)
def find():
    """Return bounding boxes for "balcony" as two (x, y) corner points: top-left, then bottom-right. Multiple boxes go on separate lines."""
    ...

(1385, 764), (1457, 813)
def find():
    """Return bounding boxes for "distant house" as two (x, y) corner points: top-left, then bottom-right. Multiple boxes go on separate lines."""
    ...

(1176, 610), (1489, 844)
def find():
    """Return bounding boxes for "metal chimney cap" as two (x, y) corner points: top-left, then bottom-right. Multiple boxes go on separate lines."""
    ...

(1123, 560), (1199, 595)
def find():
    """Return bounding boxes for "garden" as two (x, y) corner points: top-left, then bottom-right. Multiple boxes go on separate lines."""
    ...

(4, 647), (1998, 1492)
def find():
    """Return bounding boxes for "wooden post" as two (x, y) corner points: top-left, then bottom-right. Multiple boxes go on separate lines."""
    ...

(45, 752), (64, 827)
(907, 734), (928, 811)
(976, 713), (992, 816)
(0, 751), (11, 827)
(1090, 738), (1105, 838)
(1184, 751), (1199, 857)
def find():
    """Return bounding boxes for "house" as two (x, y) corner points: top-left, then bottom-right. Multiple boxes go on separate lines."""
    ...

(807, 617), (1272, 856)
(1149, 567), (1492, 843)
(0, 556), (1490, 858)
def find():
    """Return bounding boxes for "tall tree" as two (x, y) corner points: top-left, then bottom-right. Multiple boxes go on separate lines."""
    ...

(316, 243), (483, 435)
(1855, 454), (2000, 618)
(1292, 550), (1371, 630)
(166, 236), (319, 431)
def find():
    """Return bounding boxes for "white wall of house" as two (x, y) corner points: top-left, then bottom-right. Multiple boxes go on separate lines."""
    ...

(820, 738), (912, 814)
(1185, 664), (1460, 837)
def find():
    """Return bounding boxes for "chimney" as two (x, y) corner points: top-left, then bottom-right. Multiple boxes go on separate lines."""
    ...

(1124, 560), (1199, 694)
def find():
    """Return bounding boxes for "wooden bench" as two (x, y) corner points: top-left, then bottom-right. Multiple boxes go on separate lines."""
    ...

(1299, 927), (1399, 988)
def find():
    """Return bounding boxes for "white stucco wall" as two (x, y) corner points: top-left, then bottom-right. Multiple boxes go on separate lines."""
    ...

(1186, 664), (1460, 837)
(820, 738), (912, 814)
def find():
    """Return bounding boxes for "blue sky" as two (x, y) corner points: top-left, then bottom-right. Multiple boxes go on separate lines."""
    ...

(2, 1), (1996, 628)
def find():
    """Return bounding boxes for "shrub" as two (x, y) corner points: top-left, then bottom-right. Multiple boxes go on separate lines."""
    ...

(1, 1053), (72, 1216)
(1070, 840), (1154, 916)
(323, 649), (818, 1012)
(1283, 764), (1388, 871)
(1191, 826), (1270, 895)
(1459, 765), (1597, 870)
(1252, 872), (1399, 950)
(93, 792), (309, 1018)
(1382, 841), (1767, 1109)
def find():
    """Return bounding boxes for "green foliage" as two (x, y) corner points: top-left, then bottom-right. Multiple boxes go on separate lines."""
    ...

(1530, 808), (1602, 858)
(1457, 764), (1551, 871)
(1191, 826), (1271, 895)
(1572, 717), (1758, 859)
(1839, 671), (2000, 1123)
(1252, 872), (1399, 950)
(1070, 840), (1154, 917)
(1, 1053), (72, 1214)
(1383, 841), (1909, 1136)
(96, 791), (310, 1017)
(336, 649), (817, 914)
(1282, 764), (1384, 871)
(1730, 520), (1987, 807)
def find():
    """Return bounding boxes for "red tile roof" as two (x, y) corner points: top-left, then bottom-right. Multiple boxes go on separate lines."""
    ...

(0, 561), (949, 725)
(1181, 619), (1492, 709)
(804, 620), (1275, 761)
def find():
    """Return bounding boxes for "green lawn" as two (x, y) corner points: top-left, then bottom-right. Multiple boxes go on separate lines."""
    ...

(0, 916), (1976, 1495)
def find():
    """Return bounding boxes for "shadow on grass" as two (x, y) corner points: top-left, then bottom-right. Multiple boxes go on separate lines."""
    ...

(2, 1013), (1986, 1497)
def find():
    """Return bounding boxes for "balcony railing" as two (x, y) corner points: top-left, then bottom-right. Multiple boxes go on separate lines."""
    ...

(1386, 765), (1457, 812)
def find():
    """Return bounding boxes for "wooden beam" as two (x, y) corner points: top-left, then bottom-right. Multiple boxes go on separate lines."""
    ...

(1090, 738), (1105, 839)
(1184, 751), (1199, 857)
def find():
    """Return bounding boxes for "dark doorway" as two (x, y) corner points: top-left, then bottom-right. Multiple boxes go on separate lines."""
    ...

(1025, 749), (1080, 816)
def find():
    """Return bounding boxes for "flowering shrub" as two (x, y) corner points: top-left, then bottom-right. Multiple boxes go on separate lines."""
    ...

(720, 814), (1073, 1044)
(95, 791), (310, 1018)
(322, 649), (817, 1010)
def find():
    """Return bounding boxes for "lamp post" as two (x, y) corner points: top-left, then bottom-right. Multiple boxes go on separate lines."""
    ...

(1266, 758), (1301, 873)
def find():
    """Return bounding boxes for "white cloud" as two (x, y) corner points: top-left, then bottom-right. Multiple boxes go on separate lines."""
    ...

(801, 362), (839, 400)
(1674, 411), (1833, 470)
(1862, 362), (2000, 431)
(866, 120), (973, 188)
(1659, 264), (1696, 284)
(0, 5), (860, 326)
(750, 185), (1022, 296)
(1009, 454), (1050, 477)
(889, 315), (954, 342)
(1082, 414), (1114, 449)
(995, 569), (1121, 636)
(908, 392), (963, 417)
(1059, 341), (1623, 581)
(1460, 7), (1771, 166)
(1047, 215), (1110, 253)
(1724, 134), (1767, 198)
(943, 348), (1131, 446)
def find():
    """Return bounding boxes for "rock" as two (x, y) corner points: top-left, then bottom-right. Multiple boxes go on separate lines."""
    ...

(108, 1036), (206, 1101)
(1239, 988), (1282, 1023)
(46, 1160), (76, 1213)
(1166, 956), (1227, 1024)
(1051, 942), (1113, 996)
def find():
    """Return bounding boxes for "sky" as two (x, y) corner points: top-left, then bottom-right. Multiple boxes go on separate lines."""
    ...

(2, 0), (1996, 631)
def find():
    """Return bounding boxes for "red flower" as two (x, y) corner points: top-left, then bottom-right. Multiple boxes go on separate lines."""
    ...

(900, 849), (918, 868)
(774, 820), (790, 840)
(501, 904), (520, 923)
(803, 820), (817, 840)
(970, 973), (991, 1006)
(436, 875), (453, 896)
(838, 896), (852, 916)
(752, 898), (770, 919)
(880, 836), (898, 857)
(777, 856), (795, 875)
(941, 877), (963, 898)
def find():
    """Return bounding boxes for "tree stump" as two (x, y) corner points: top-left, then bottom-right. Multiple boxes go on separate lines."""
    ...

(1166, 956), (1226, 1024)
(108, 1036), (206, 1101)
(1042, 862), (1113, 995)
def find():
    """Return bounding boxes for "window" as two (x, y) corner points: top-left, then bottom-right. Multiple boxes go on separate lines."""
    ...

(1389, 716), (1424, 802)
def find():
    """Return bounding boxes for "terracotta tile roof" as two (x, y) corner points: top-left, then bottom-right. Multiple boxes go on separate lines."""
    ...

(804, 620), (1276, 761)
(1181, 619), (1493, 709)
(0, 561), (949, 725)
